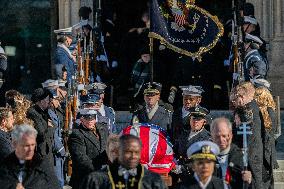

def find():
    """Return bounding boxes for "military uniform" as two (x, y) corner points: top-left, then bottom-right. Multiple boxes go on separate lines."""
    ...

(132, 82), (173, 136)
(90, 82), (117, 133)
(174, 106), (211, 159)
(98, 104), (116, 133)
(176, 128), (211, 159)
(54, 27), (75, 82)
(68, 114), (108, 189)
(244, 34), (268, 81)
(177, 141), (224, 189)
(132, 100), (172, 133)
(172, 86), (204, 139)
(48, 108), (66, 188)
(80, 161), (167, 189)
(176, 175), (224, 189)
(43, 79), (66, 188)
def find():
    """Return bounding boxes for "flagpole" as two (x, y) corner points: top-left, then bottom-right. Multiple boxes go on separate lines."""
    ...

(149, 1), (154, 83)
(149, 37), (154, 83)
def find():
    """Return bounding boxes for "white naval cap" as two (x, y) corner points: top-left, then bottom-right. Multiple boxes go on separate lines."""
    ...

(244, 15), (258, 25)
(187, 141), (220, 161)
(245, 33), (263, 45)
(58, 79), (67, 87)
(54, 27), (73, 36)
(179, 85), (204, 96)
(72, 19), (89, 30)
(79, 108), (97, 115)
(41, 79), (59, 88)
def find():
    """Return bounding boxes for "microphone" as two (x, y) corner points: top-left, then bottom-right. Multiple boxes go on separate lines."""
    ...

(168, 86), (177, 104)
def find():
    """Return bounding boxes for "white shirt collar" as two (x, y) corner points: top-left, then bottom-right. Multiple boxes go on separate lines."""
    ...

(99, 104), (106, 116)
(194, 172), (212, 189)
(182, 106), (190, 118)
(188, 129), (204, 140)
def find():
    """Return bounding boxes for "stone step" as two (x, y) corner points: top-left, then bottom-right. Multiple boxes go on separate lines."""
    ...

(277, 160), (284, 169)
(274, 169), (284, 182)
(274, 182), (284, 189)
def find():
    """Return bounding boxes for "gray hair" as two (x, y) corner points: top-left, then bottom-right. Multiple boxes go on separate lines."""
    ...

(11, 124), (38, 143)
(210, 117), (232, 133)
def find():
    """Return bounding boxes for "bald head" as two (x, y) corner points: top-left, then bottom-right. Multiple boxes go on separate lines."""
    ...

(210, 118), (233, 151)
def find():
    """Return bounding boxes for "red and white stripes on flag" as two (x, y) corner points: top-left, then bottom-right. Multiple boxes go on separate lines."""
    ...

(122, 124), (175, 174)
(174, 12), (186, 27)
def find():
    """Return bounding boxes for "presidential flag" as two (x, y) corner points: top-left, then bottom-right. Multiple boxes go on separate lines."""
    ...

(149, 0), (224, 60)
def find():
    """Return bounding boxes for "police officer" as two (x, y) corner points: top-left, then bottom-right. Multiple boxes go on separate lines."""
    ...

(244, 33), (268, 81)
(54, 27), (76, 83)
(172, 85), (204, 139)
(132, 82), (172, 135)
(176, 141), (224, 189)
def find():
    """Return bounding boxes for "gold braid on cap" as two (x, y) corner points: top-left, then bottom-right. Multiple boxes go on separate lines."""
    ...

(190, 153), (216, 161)
(254, 87), (276, 131)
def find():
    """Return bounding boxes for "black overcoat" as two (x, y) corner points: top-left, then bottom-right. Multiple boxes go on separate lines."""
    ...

(68, 123), (108, 189)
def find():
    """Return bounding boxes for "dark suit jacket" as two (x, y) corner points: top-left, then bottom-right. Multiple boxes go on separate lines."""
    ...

(0, 153), (60, 189)
(233, 100), (264, 189)
(27, 105), (54, 163)
(0, 130), (13, 164)
(176, 175), (224, 189)
(68, 123), (108, 189)
(172, 107), (183, 140)
(215, 144), (244, 189)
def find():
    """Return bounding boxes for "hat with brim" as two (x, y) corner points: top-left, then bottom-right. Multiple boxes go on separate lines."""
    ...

(143, 82), (162, 95)
(245, 33), (263, 45)
(42, 79), (59, 89)
(80, 94), (100, 105)
(244, 16), (257, 25)
(189, 106), (209, 118)
(54, 27), (73, 38)
(187, 141), (220, 161)
(183, 106), (209, 125)
(79, 109), (97, 119)
(180, 85), (204, 97)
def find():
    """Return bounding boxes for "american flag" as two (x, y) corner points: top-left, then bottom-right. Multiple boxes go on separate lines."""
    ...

(173, 9), (187, 27)
(122, 123), (175, 174)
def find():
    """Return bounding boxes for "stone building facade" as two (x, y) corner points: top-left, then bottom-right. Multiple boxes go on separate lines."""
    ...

(57, 0), (284, 107)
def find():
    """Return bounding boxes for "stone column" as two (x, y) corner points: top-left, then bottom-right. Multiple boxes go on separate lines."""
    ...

(70, 0), (80, 25)
(64, 0), (71, 28)
(269, 0), (284, 107)
(58, 0), (65, 29)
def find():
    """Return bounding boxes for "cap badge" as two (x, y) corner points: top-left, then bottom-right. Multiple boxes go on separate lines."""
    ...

(202, 145), (211, 154)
